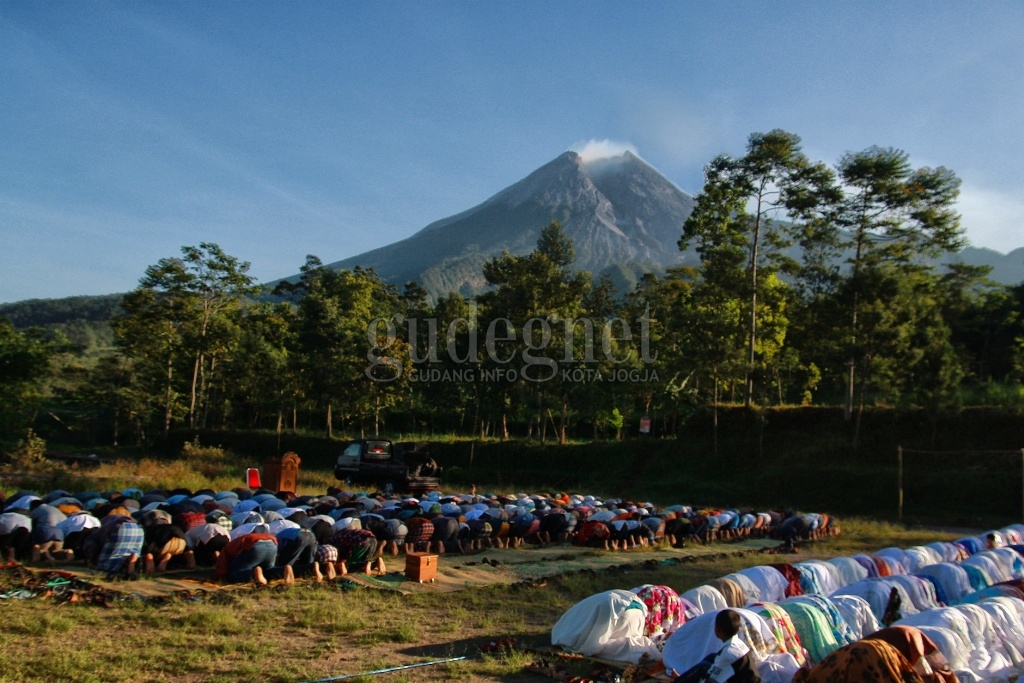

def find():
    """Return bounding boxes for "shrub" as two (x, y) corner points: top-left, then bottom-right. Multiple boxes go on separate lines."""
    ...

(968, 381), (1024, 409)
(2, 429), (52, 474)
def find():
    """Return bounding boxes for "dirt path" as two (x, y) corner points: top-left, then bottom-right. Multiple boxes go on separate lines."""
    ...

(357, 537), (780, 594)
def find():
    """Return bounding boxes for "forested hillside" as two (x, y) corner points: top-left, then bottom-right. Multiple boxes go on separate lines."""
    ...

(0, 294), (122, 351)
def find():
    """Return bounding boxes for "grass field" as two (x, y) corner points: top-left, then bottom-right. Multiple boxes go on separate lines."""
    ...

(0, 428), (1008, 683)
(0, 515), (963, 683)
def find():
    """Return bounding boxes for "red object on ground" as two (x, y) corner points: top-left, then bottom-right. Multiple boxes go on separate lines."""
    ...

(246, 468), (261, 489)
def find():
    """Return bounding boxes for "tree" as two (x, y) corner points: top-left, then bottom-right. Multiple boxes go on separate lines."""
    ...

(0, 318), (57, 435)
(113, 287), (186, 436)
(623, 269), (693, 435)
(676, 271), (744, 451)
(418, 291), (477, 434)
(681, 130), (836, 406)
(114, 243), (258, 434)
(223, 301), (303, 441)
(837, 147), (963, 421)
(831, 264), (967, 446)
(291, 257), (403, 437)
(942, 279), (1023, 388)
(174, 244), (260, 428)
(81, 354), (151, 446)
(479, 222), (592, 443)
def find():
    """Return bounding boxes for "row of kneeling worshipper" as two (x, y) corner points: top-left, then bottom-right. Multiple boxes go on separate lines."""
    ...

(0, 487), (433, 580)
(568, 504), (837, 550)
(0, 486), (838, 572)
(552, 524), (1024, 683)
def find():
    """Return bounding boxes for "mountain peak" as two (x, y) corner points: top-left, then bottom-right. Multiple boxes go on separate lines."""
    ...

(580, 149), (639, 164)
(324, 150), (697, 298)
(571, 140), (639, 164)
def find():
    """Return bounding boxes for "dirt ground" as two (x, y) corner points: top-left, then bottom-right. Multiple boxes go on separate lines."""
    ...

(360, 537), (779, 593)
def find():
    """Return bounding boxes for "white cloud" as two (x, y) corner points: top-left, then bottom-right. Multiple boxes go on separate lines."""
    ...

(570, 139), (638, 163)
(957, 184), (1024, 252)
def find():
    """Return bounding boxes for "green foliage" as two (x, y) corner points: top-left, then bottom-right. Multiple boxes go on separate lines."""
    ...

(966, 381), (1024, 408)
(2, 429), (50, 473)
(832, 146), (965, 434)
(0, 294), (122, 354)
(290, 257), (407, 436)
(430, 407), (1024, 525)
(0, 294), (124, 328)
(0, 319), (61, 435)
(113, 242), (260, 437)
(681, 130), (838, 407)
(594, 407), (623, 437)
(476, 222), (598, 443)
(838, 147), (963, 264)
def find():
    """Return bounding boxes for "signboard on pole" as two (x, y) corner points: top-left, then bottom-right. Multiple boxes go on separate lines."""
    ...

(639, 416), (651, 434)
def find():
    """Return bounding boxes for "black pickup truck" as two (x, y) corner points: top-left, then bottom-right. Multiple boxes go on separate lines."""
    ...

(333, 439), (441, 496)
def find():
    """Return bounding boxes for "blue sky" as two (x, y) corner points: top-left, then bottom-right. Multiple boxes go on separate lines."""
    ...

(2, 2), (1023, 303)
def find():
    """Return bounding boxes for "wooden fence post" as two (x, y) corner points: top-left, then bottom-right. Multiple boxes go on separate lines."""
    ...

(897, 446), (903, 524)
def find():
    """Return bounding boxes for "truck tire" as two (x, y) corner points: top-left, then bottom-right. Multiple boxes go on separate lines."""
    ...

(380, 479), (396, 496)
